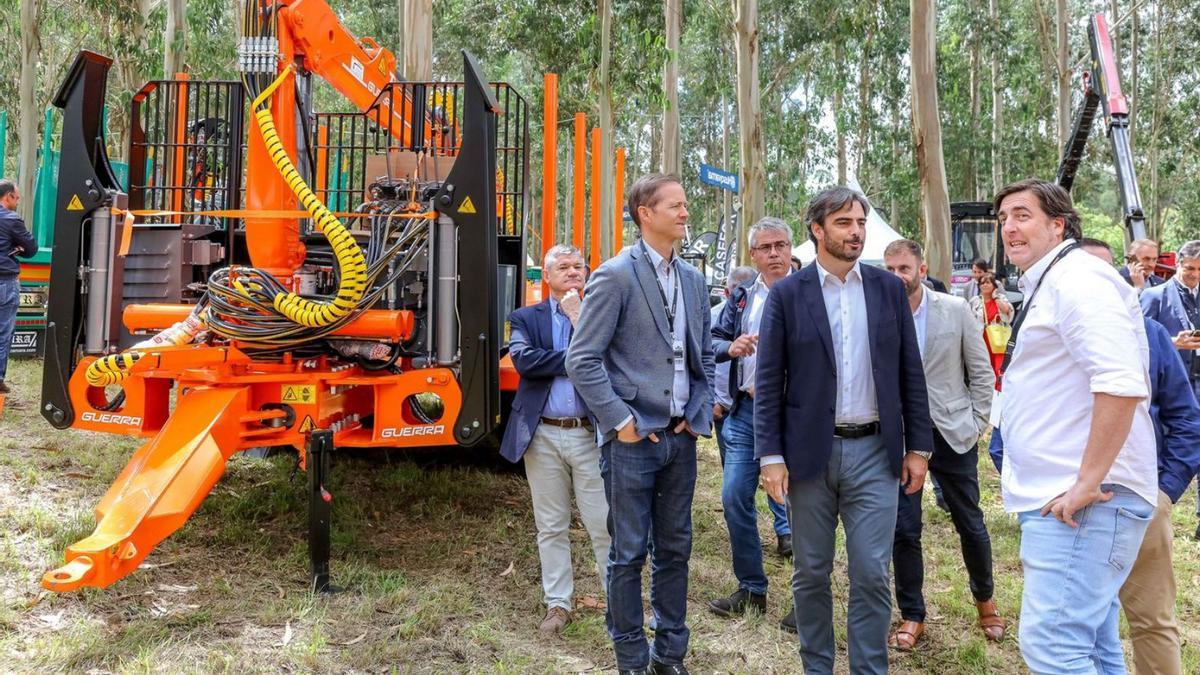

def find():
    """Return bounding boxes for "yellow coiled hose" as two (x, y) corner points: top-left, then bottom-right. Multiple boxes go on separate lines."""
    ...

(85, 65), (369, 386)
(252, 65), (368, 328)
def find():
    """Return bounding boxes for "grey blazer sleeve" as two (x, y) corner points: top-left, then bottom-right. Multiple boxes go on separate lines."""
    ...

(566, 262), (632, 436)
(960, 300), (994, 431)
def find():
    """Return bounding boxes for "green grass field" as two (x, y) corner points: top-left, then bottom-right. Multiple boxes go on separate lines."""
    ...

(1, 358), (1198, 673)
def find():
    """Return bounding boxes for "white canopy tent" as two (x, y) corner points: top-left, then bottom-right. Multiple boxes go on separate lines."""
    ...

(791, 179), (905, 268)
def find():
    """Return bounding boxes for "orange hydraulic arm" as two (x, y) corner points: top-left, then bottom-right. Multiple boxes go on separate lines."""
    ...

(244, 0), (428, 276)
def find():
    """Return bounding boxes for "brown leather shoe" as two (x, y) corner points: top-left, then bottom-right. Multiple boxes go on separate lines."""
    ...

(539, 606), (571, 634)
(976, 599), (1006, 642)
(888, 620), (924, 651)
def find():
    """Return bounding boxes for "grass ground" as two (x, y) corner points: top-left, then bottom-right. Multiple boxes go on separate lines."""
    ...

(1, 358), (1198, 673)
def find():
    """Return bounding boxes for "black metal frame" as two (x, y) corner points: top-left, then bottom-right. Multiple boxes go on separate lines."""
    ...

(41, 51), (127, 429)
(307, 430), (334, 593)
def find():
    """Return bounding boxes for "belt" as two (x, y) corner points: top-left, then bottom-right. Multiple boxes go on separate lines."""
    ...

(540, 416), (593, 430)
(833, 421), (880, 439)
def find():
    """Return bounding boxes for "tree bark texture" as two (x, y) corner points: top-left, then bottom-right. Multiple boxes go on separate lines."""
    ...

(662, 0), (681, 175)
(18, 0), (39, 222)
(164, 0), (187, 76)
(1055, 0), (1069, 159)
(733, 0), (764, 262)
(989, 0), (1003, 196)
(403, 0), (433, 80)
(599, 0), (615, 256)
(911, 0), (952, 282)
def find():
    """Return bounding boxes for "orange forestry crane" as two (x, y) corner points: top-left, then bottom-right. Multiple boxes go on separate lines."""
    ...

(39, 0), (528, 593)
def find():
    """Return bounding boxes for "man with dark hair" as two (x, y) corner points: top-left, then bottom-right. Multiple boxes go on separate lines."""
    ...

(1139, 239), (1200, 540)
(883, 239), (1004, 651)
(993, 178), (1156, 673)
(708, 217), (795, 624)
(964, 257), (991, 300)
(0, 179), (36, 393)
(757, 186), (931, 675)
(567, 173), (714, 675)
(1121, 238), (1166, 291)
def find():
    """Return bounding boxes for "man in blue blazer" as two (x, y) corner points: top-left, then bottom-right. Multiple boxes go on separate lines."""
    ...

(1140, 239), (1200, 536)
(567, 174), (714, 675)
(499, 244), (610, 636)
(756, 186), (932, 675)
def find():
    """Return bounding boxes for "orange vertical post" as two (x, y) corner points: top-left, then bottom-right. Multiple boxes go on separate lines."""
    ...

(541, 74), (558, 299)
(590, 128), (602, 267)
(170, 73), (190, 225)
(572, 113), (586, 252)
(614, 147), (626, 252)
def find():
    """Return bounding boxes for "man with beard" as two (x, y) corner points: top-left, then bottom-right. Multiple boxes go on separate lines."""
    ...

(883, 239), (1004, 651)
(756, 187), (932, 675)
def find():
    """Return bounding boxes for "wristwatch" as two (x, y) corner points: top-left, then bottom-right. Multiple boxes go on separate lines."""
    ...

(909, 450), (932, 461)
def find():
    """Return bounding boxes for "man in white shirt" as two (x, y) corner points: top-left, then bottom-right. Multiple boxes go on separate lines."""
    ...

(994, 179), (1158, 675)
(756, 187), (931, 675)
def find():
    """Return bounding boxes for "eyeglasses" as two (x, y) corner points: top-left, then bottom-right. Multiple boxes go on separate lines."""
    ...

(751, 242), (792, 253)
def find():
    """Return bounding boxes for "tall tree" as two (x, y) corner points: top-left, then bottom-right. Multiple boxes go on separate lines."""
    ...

(164, 0), (187, 76)
(1055, 0), (1069, 157)
(911, 0), (951, 282)
(733, 0), (764, 260)
(662, 0), (681, 175)
(403, 0), (432, 80)
(989, 0), (1003, 196)
(599, 0), (614, 255)
(17, 0), (38, 222)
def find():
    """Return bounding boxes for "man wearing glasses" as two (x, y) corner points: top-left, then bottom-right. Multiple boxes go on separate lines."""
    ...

(708, 217), (796, 629)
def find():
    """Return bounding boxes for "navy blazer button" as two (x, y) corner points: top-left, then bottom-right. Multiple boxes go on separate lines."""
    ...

(664, 390), (671, 396)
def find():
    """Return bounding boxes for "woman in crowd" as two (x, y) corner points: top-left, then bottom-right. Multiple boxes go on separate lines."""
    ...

(970, 272), (1014, 380)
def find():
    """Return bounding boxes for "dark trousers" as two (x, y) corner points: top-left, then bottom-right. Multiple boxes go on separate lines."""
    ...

(893, 429), (995, 622)
(601, 428), (697, 670)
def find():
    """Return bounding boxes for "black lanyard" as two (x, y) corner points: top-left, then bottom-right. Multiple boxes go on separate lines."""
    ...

(642, 241), (680, 326)
(999, 242), (1080, 377)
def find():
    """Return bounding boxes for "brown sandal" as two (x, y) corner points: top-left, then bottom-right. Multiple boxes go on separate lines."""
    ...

(977, 599), (1006, 642)
(888, 620), (924, 651)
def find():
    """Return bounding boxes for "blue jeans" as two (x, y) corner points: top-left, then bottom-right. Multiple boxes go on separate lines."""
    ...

(0, 277), (19, 380)
(720, 399), (769, 595)
(1017, 485), (1154, 674)
(600, 428), (697, 670)
(718, 400), (789, 536)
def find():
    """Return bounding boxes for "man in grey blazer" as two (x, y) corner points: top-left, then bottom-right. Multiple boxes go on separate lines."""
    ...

(566, 173), (714, 675)
(883, 240), (1006, 651)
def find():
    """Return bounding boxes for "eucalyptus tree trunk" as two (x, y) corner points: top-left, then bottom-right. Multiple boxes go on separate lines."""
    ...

(989, 0), (1003, 196)
(403, 0), (433, 80)
(733, 0), (765, 261)
(911, 0), (952, 282)
(662, 0), (682, 175)
(599, 0), (615, 255)
(164, 0), (187, 76)
(1055, 0), (1069, 159)
(17, 0), (39, 222)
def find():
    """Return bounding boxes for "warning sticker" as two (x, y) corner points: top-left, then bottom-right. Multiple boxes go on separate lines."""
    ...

(66, 194), (85, 211)
(457, 196), (477, 214)
(281, 384), (316, 403)
(297, 415), (316, 433)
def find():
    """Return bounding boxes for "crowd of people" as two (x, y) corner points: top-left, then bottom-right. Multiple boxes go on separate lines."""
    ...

(500, 173), (1200, 675)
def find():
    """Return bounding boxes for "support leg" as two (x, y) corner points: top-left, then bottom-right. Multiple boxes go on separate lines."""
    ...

(308, 430), (335, 593)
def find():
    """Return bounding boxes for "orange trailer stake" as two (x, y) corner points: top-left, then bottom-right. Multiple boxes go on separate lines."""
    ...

(614, 147), (626, 252)
(590, 127), (601, 267)
(541, 74), (558, 299)
(572, 113), (586, 252)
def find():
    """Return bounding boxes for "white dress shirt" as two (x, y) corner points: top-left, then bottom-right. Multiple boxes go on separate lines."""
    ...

(911, 285), (929, 358)
(739, 274), (772, 392)
(817, 260), (879, 424)
(1000, 239), (1158, 512)
(642, 242), (690, 417)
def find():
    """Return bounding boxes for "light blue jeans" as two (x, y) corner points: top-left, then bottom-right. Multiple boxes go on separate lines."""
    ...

(1017, 484), (1154, 675)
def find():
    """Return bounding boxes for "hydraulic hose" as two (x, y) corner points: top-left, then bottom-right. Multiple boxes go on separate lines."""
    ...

(250, 65), (368, 328)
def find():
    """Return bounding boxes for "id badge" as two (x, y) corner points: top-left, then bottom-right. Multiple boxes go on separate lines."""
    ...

(988, 389), (1003, 428)
(673, 340), (686, 373)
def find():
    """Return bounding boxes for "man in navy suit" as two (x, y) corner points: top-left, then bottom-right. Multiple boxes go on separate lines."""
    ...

(1140, 239), (1200, 539)
(756, 186), (932, 675)
(1121, 238), (1167, 291)
(500, 243), (610, 636)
